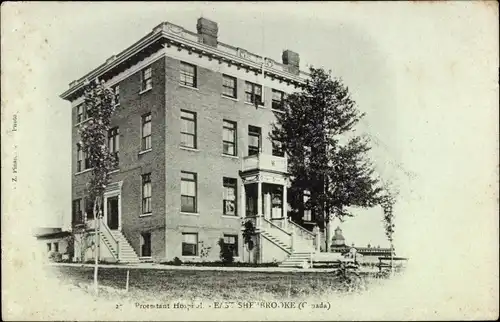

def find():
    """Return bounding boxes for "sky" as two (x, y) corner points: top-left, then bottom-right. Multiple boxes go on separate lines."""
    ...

(2, 3), (498, 313)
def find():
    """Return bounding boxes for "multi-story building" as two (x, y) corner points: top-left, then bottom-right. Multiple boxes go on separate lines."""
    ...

(60, 17), (319, 265)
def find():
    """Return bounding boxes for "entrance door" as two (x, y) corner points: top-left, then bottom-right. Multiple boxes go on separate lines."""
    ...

(107, 196), (119, 230)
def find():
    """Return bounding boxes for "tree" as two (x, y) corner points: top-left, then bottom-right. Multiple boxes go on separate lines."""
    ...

(380, 183), (398, 275)
(271, 67), (388, 251)
(78, 78), (117, 295)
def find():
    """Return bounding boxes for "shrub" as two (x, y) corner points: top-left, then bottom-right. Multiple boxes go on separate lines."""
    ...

(159, 261), (279, 268)
(218, 238), (234, 264)
(49, 252), (63, 263)
(173, 257), (183, 266)
(333, 261), (366, 293)
(242, 220), (256, 251)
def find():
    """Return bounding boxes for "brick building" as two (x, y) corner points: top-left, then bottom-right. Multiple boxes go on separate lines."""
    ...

(60, 18), (318, 265)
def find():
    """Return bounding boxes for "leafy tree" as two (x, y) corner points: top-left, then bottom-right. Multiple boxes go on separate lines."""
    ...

(271, 67), (390, 251)
(380, 183), (398, 274)
(78, 78), (118, 294)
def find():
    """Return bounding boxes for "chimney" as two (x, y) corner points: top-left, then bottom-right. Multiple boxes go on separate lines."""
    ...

(197, 17), (218, 47)
(282, 49), (300, 75)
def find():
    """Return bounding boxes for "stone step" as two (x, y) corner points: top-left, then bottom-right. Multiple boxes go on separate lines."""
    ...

(104, 229), (139, 262)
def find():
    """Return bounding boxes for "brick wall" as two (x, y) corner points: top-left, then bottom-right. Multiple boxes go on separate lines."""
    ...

(164, 56), (284, 262)
(71, 47), (296, 263)
(72, 55), (167, 261)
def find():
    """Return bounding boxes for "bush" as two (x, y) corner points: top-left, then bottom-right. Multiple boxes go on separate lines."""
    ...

(159, 261), (279, 268)
(218, 238), (234, 264)
(333, 261), (366, 292)
(242, 220), (256, 251)
(83, 259), (117, 265)
(49, 252), (63, 263)
(173, 257), (183, 266)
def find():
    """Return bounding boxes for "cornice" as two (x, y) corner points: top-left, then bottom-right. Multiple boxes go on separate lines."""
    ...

(60, 21), (310, 101)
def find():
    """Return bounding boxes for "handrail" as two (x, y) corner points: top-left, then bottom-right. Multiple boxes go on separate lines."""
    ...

(260, 233), (291, 254)
(100, 218), (119, 245)
(99, 218), (119, 259)
(287, 219), (315, 237)
(262, 217), (291, 236)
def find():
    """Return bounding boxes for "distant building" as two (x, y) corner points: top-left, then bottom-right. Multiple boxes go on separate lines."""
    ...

(330, 226), (394, 264)
(34, 227), (72, 261)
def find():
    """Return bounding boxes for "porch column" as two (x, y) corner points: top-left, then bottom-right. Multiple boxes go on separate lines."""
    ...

(118, 194), (122, 231)
(265, 192), (271, 220)
(283, 183), (288, 229)
(240, 182), (246, 218)
(257, 179), (262, 217)
(315, 226), (321, 252)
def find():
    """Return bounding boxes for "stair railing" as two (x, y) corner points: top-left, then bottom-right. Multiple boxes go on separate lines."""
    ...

(287, 218), (315, 249)
(261, 217), (292, 249)
(99, 218), (120, 260)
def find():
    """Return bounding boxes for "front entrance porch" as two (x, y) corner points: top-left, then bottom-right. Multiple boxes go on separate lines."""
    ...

(243, 182), (288, 227)
(240, 154), (320, 266)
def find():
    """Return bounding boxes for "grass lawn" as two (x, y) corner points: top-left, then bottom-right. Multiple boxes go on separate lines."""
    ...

(51, 266), (373, 301)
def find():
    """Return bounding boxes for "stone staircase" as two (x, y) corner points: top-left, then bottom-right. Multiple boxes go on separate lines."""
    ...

(99, 222), (140, 263)
(279, 251), (314, 268)
(110, 230), (140, 263)
(258, 217), (317, 268)
(261, 230), (292, 254)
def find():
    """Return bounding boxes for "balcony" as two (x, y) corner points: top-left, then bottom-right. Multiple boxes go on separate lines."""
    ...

(242, 153), (287, 173)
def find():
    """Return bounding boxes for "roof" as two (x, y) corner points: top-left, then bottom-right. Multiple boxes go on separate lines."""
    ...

(33, 227), (62, 237)
(60, 21), (309, 101)
(34, 227), (71, 240)
(332, 226), (345, 240)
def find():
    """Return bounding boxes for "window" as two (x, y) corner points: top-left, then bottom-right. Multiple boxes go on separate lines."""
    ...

(140, 232), (152, 257)
(223, 234), (238, 257)
(181, 171), (197, 213)
(141, 113), (152, 150)
(272, 139), (284, 157)
(180, 110), (197, 149)
(248, 126), (261, 156)
(113, 84), (120, 105)
(76, 144), (83, 172)
(84, 151), (91, 169)
(303, 190), (312, 222)
(272, 89), (285, 110)
(141, 66), (152, 91)
(53, 242), (59, 253)
(182, 233), (198, 256)
(245, 81), (262, 105)
(223, 177), (237, 216)
(76, 104), (84, 123)
(222, 74), (237, 98)
(47, 243), (51, 252)
(222, 120), (237, 156)
(72, 199), (83, 224)
(108, 127), (119, 168)
(142, 173), (152, 214)
(180, 62), (197, 87)
(84, 196), (95, 220)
